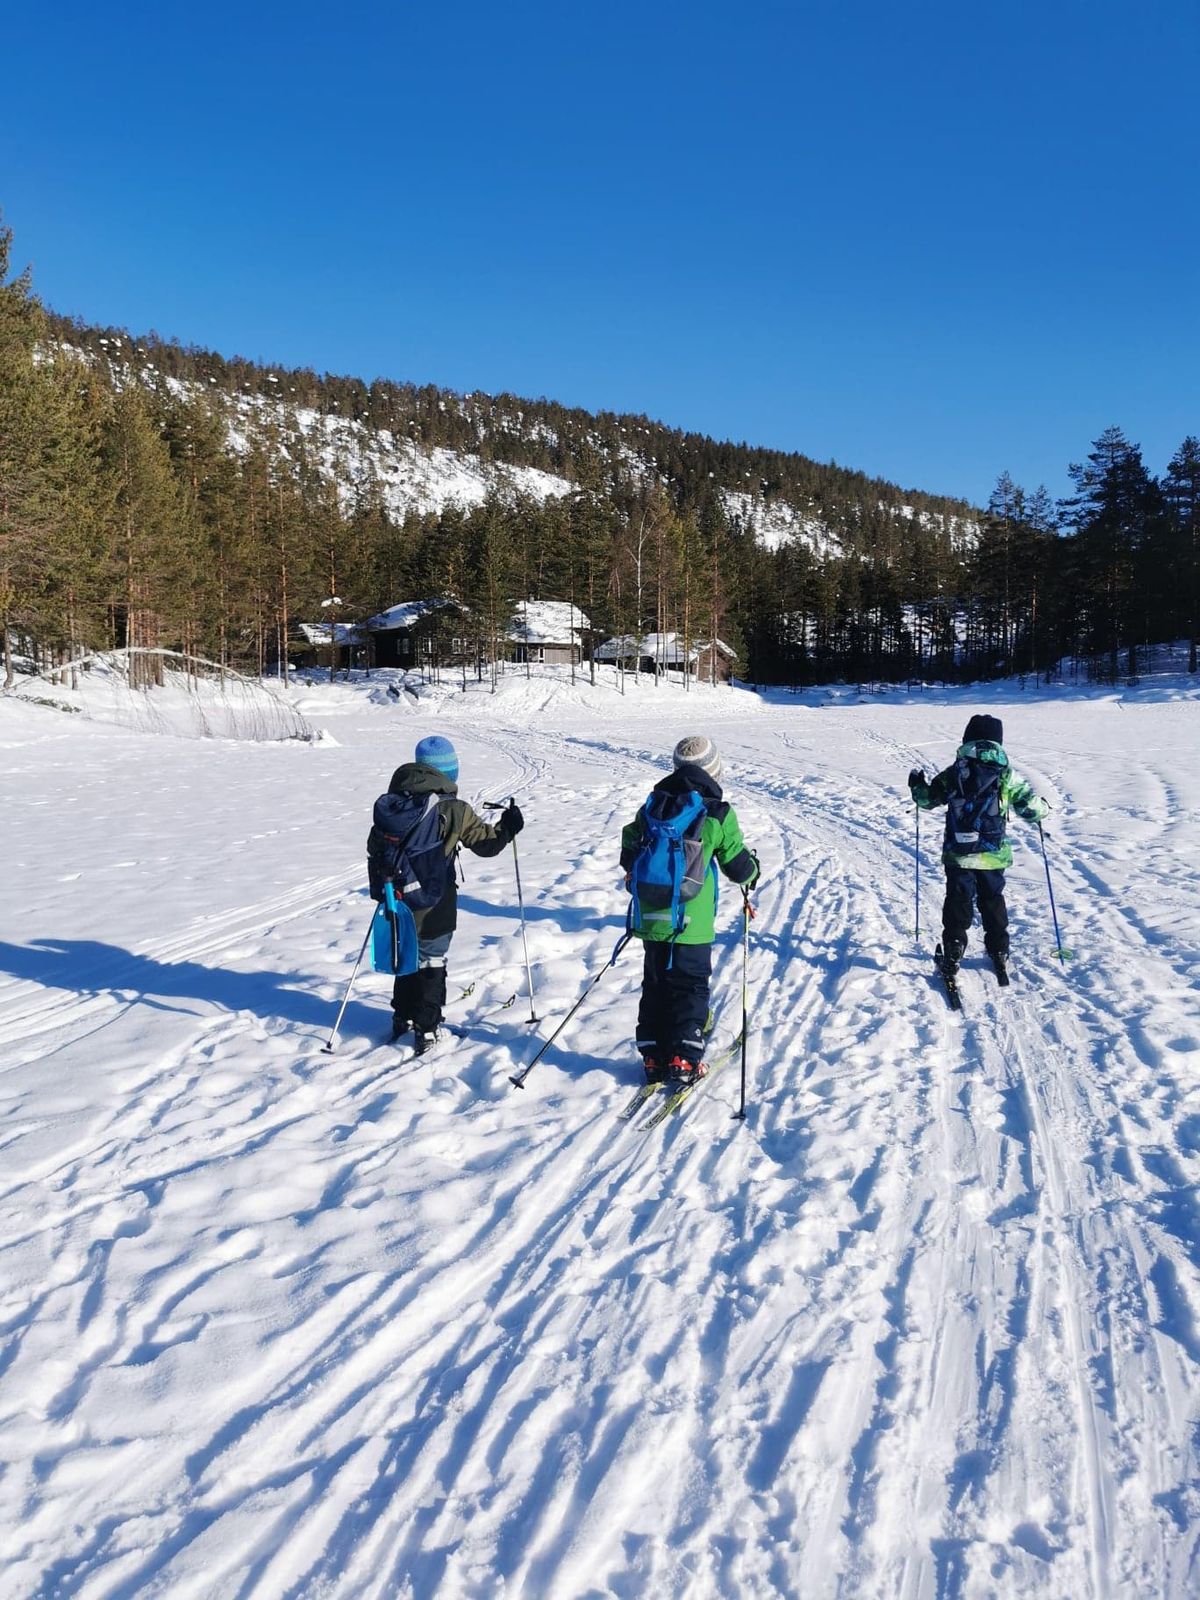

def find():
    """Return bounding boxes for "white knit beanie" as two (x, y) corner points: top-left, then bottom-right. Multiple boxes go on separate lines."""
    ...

(673, 734), (723, 781)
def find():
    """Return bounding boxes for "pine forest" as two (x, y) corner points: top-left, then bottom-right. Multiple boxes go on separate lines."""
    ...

(2, 221), (1196, 693)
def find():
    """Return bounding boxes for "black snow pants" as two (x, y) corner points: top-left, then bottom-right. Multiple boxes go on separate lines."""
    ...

(635, 941), (712, 1065)
(942, 865), (1008, 960)
(392, 932), (452, 1034)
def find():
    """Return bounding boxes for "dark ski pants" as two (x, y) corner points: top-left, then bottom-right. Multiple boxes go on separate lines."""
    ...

(636, 941), (712, 1065)
(392, 932), (452, 1034)
(942, 866), (1008, 960)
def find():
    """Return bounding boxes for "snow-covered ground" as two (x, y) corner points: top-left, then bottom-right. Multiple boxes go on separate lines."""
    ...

(2, 667), (1198, 1599)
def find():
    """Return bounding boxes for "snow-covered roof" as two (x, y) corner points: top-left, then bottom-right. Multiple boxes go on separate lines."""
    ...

(506, 600), (592, 644)
(298, 622), (369, 646)
(367, 598), (460, 632)
(594, 632), (737, 663)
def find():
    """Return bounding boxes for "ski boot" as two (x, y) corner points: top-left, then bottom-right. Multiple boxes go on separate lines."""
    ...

(642, 1054), (668, 1084)
(933, 944), (963, 1010)
(939, 935), (967, 976)
(668, 1054), (708, 1082)
(988, 949), (1011, 987)
(412, 1029), (439, 1057)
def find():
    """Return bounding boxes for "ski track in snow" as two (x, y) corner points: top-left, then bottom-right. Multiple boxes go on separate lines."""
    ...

(0, 675), (1197, 1599)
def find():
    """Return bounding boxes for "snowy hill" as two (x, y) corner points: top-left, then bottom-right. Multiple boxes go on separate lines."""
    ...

(718, 486), (980, 557)
(53, 322), (978, 560)
(216, 383), (579, 523)
(1, 671), (1197, 1597)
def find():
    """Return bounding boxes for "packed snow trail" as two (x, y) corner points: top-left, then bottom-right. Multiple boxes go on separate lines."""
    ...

(0, 672), (1197, 1598)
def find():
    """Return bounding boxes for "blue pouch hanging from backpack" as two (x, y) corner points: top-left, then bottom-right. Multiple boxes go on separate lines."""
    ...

(371, 880), (418, 975)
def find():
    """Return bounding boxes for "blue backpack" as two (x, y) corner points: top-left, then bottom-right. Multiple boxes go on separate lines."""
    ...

(945, 756), (1005, 853)
(628, 788), (715, 939)
(368, 791), (450, 910)
(367, 791), (450, 976)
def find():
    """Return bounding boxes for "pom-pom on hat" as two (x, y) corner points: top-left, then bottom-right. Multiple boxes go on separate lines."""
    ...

(672, 734), (723, 781)
(963, 714), (1003, 745)
(414, 734), (459, 783)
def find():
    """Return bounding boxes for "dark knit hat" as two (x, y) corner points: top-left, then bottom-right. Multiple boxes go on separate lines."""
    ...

(963, 714), (1003, 745)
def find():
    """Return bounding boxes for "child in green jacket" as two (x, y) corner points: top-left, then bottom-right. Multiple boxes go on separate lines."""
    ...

(908, 714), (1047, 979)
(621, 735), (759, 1082)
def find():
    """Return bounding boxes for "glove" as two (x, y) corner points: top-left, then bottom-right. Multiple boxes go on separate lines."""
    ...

(500, 801), (524, 838)
(746, 851), (762, 891)
(908, 767), (926, 789)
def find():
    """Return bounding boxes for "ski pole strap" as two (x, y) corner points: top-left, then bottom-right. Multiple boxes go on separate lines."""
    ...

(383, 881), (400, 970)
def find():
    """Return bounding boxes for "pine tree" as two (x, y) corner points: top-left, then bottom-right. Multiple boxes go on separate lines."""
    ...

(102, 383), (185, 687)
(0, 220), (45, 686)
(1062, 427), (1163, 680)
(1163, 437), (1200, 671)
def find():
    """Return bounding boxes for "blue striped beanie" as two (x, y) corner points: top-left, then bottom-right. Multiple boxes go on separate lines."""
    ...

(414, 735), (459, 782)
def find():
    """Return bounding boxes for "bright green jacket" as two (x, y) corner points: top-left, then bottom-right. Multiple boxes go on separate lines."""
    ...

(620, 768), (758, 944)
(910, 740), (1048, 869)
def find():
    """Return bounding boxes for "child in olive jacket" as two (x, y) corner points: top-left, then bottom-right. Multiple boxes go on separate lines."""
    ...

(620, 735), (759, 1082)
(908, 714), (1047, 977)
(368, 735), (522, 1051)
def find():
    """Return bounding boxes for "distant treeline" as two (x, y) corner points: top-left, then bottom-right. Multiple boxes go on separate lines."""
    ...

(1, 219), (1195, 689)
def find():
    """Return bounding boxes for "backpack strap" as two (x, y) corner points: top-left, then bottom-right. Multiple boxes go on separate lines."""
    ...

(383, 880), (400, 970)
(627, 797), (653, 935)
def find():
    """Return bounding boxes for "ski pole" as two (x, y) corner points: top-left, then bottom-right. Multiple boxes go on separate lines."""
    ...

(485, 797), (538, 1024)
(1038, 820), (1072, 961)
(914, 804), (921, 946)
(734, 888), (755, 1122)
(322, 906), (376, 1053)
(510, 933), (631, 1089)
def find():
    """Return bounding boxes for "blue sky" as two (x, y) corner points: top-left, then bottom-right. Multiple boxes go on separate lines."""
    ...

(3, 0), (1196, 505)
